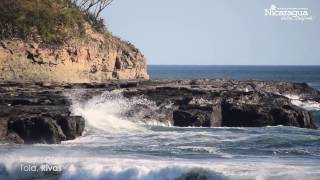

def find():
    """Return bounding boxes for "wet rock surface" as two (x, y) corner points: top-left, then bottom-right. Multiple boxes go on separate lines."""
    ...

(0, 82), (85, 144)
(123, 79), (319, 129)
(0, 79), (319, 144)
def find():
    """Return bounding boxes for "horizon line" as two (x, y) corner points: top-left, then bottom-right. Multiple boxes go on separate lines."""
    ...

(148, 64), (320, 66)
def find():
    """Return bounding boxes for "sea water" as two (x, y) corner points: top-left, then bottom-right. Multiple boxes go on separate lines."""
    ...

(0, 65), (320, 180)
(148, 65), (320, 90)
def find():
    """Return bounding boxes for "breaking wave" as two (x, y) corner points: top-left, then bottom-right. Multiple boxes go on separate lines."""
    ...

(284, 94), (320, 111)
(68, 90), (165, 134)
(1, 157), (319, 180)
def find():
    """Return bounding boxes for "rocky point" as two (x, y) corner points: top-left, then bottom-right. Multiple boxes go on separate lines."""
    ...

(0, 79), (319, 144)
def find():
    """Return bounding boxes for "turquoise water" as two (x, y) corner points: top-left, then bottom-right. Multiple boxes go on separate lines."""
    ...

(0, 66), (320, 180)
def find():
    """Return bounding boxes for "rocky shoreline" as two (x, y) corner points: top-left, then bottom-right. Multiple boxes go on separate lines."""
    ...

(0, 79), (319, 144)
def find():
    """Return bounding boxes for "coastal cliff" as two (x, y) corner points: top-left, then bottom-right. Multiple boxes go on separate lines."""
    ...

(0, 0), (149, 144)
(0, 0), (149, 83)
(0, 31), (149, 82)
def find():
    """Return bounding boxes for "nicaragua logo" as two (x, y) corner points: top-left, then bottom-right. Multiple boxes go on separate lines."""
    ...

(265, 4), (314, 21)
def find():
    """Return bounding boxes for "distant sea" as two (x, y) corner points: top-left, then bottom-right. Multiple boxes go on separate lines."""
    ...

(148, 65), (320, 90)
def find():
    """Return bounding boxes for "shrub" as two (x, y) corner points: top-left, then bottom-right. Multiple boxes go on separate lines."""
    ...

(0, 0), (87, 43)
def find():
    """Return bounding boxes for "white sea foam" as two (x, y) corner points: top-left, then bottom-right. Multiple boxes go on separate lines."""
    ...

(178, 146), (233, 158)
(1, 156), (319, 180)
(68, 90), (160, 134)
(284, 94), (320, 111)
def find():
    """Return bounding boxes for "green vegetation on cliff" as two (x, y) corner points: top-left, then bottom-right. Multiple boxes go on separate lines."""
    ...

(0, 0), (110, 43)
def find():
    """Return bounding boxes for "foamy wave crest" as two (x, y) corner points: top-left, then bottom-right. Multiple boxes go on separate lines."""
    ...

(60, 165), (228, 180)
(177, 146), (233, 158)
(0, 161), (226, 180)
(1, 157), (319, 180)
(68, 90), (160, 134)
(284, 94), (320, 111)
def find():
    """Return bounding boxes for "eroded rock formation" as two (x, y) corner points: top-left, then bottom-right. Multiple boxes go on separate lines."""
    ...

(0, 26), (149, 83)
(0, 82), (85, 144)
(0, 79), (318, 144)
(123, 79), (319, 129)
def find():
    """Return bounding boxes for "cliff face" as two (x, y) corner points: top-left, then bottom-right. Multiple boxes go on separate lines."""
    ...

(0, 26), (149, 83)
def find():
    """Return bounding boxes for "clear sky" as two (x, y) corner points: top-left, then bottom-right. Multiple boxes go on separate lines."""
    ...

(102, 0), (320, 65)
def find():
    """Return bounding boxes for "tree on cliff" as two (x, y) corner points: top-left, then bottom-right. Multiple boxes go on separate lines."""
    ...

(71, 0), (113, 20)
(70, 0), (113, 31)
(0, 0), (113, 43)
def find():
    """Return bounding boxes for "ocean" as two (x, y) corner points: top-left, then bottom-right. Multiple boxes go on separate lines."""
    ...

(1, 65), (320, 180)
(148, 65), (320, 90)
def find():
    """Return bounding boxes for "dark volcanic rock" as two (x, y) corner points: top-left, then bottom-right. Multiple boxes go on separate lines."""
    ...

(173, 106), (213, 127)
(56, 115), (85, 140)
(219, 91), (316, 128)
(6, 132), (24, 144)
(0, 82), (85, 144)
(123, 80), (318, 129)
(173, 99), (223, 127)
(0, 79), (319, 144)
(8, 115), (66, 144)
(6, 113), (85, 144)
(167, 91), (316, 128)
